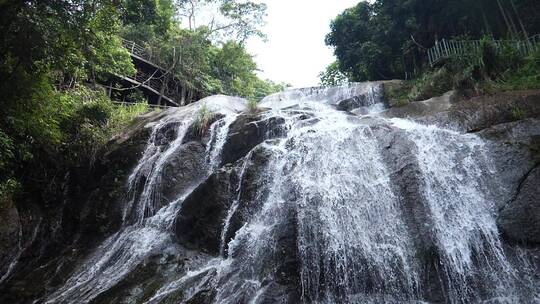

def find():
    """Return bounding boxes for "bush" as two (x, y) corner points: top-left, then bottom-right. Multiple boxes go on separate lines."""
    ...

(408, 67), (454, 101)
(194, 103), (215, 135)
(497, 49), (540, 90)
(59, 87), (149, 165)
(407, 36), (540, 101)
(247, 99), (258, 113)
(0, 179), (20, 209)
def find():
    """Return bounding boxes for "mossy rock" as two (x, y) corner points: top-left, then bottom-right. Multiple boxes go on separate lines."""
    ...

(382, 80), (411, 107)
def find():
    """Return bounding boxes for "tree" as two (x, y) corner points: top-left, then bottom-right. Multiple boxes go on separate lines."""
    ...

(325, 0), (540, 82)
(319, 61), (349, 86)
(212, 41), (258, 97)
(121, 0), (175, 41)
(253, 79), (288, 101)
(176, 0), (267, 42)
(0, 0), (138, 201)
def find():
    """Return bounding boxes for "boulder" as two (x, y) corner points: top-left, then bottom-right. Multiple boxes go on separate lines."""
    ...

(161, 141), (207, 203)
(336, 94), (373, 111)
(383, 90), (540, 132)
(221, 144), (275, 256)
(220, 113), (285, 166)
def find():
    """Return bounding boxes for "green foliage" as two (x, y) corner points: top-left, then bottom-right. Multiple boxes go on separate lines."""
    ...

(194, 103), (216, 135)
(176, 0), (267, 42)
(384, 82), (412, 107)
(142, 28), (276, 100)
(212, 41), (258, 97)
(511, 105), (525, 120)
(253, 79), (288, 101)
(0, 0), (274, 206)
(405, 36), (540, 101)
(0, 179), (19, 208)
(121, 0), (174, 39)
(247, 99), (258, 113)
(326, 0), (540, 81)
(497, 49), (540, 90)
(319, 61), (349, 86)
(408, 68), (454, 101)
(59, 88), (149, 165)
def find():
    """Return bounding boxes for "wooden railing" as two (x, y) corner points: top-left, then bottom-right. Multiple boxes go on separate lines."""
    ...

(121, 38), (156, 63)
(428, 35), (540, 66)
(116, 38), (202, 106)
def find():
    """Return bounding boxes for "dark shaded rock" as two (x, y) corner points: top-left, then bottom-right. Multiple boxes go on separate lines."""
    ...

(336, 95), (371, 111)
(0, 110), (163, 303)
(220, 113), (285, 166)
(221, 145), (275, 255)
(183, 114), (225, 144)
(175, 165), (237, 254)
(161, 141), (207, 204)
(498, 166), (540, 245)
(0, 198), (20, 282)
(477, 119), (540, 209)
(89, 250), (189, 304)
(374, 125), (444, 303)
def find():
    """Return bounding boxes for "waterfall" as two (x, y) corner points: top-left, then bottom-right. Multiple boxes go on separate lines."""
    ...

(44, 98), (244, 304)
(45, 85), (540, 303)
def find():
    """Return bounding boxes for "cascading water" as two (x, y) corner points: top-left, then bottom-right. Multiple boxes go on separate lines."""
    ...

(44, 97), (246, 304)
(44, 84), (540, 303)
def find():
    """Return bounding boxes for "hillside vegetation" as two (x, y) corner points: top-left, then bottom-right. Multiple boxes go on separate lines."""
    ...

(0, 0), (284, 205)
(321, 0), (540, 100)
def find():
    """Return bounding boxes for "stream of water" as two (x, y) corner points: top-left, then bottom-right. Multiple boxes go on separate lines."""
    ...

(45, 85), (540, 303)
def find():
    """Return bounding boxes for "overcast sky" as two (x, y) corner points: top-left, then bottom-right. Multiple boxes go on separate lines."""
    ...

(246, 0), (360, 88)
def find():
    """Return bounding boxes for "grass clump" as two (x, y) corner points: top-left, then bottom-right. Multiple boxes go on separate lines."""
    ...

(496, 49), (540, 91)
(408, 67), (454, 101)
(511, 105), (525, 121)
(247, 99), (258, 113)
(194, 103), (216, 135)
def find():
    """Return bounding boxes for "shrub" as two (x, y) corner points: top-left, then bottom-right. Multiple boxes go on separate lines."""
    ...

(247, 99), (258, 113)
(511, 105), (525, 121)
(408, 67), (454, 101)
(497, 49), (540, 90)
(59, 87), (150, 165)
(194, 103), (215, 135)
(0, 179), (20, 209)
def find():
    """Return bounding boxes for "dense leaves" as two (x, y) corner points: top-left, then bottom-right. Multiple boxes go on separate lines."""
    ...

(0, 0), (281, 203)
(325, 0), (540, 82)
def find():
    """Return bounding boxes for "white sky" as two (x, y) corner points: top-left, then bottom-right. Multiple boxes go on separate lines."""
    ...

(247, 0), (360, 88)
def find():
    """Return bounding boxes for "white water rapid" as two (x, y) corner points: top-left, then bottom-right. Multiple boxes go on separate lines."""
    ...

(45, 84), (540, 303)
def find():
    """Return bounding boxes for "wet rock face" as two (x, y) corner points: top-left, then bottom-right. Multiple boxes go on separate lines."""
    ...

(174, 143), (276, 256)
(384, 90), (540, 132)
(0, 112), (159, 303)
(0, 200), (20, 280)
(174, 165), (236, 254)
(220, 113), (285, 166)
(336, 95), (373, 111)
(3, 89), (540, 304)
(161, 141), (207, 204)
(498, 166), (540, 244)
